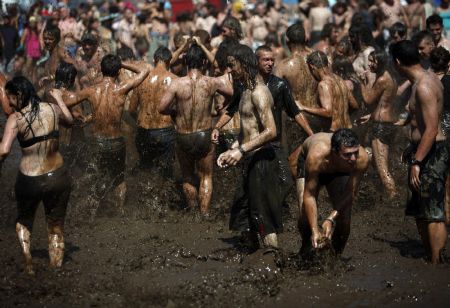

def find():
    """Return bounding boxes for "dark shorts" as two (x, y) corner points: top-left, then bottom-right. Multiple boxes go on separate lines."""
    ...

(15, 166), (72, 229)
(229, 146), (289, 235)
(135, 126), (175, 172)
(370, 121), (396, 145)
(89, 137), (126, 199)
(405, 142), (450, 222)
(218, 129), (239, 153)
(176, 129), (212, 160)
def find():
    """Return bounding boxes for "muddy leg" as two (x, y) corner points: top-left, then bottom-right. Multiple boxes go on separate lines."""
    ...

(372, 139), (397, 198)
(296, 178), (305, 229)
(416, 220), (431, 259)
(114, 181), (127, 215)
(177, 151), (198, 209)
(428, 222), (447, 264)
(197, 147), (214, 214)
(16, 223), (34, 275)
(47, 220), (65, 268)
(298, 202), (312, 255)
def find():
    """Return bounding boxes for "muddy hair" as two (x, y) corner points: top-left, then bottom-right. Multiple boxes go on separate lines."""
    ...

(320, 23), (335, 40)
(5, 76), (42, 136)
(331, 129), (360, 152)
(117, 46), (135, 61)
(332, 55), (358, 80)
(215, 37), (240, 71)
(43, 25), (61, 43)
(306, 51), (329, 68)
(232, 44), (258, 90)
(101, 54), (122, 77)
(222, 16), (244, 40)
(185, 45), (206, 70)
(286, 23), (306, 45)
(154, 46), (172, 64)
(369, 47), (388, 75)
(430, 46), (450, 73)
(55, 61), (77, 90)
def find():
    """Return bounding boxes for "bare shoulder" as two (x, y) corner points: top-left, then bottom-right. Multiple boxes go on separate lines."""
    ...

(356, 147), (369, 172)
(251, 83), (272, 102)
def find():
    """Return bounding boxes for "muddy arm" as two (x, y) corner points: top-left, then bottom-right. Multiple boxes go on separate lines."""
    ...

(0, 114), (18, 161)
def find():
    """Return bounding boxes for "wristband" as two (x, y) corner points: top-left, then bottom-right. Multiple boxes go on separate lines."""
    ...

(409, 157), (422, 167)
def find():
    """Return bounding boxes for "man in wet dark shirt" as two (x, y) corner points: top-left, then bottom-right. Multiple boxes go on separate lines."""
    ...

(0, 15), (19, 69)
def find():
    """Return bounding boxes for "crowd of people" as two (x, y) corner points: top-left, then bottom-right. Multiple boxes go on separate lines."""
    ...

(0, 0), (449, 275)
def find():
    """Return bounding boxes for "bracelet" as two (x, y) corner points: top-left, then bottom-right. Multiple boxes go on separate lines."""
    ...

(238, 145), (246, 155)
(324, 217), (336, 227)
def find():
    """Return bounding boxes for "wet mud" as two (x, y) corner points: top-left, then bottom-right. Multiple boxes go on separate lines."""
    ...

(1, 117), (450, 307)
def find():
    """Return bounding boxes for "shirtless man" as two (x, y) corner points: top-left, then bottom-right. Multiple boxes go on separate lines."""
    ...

(378, 0), (410, 32)
(38, 26), (74, 90)
(274, 24), (317, 174)
(412, 30), (436, 69)
(65, 55), (150, 217)
(300, 51), (357, 134)
(217, 44), (279, 250)
(426, 14), (450, 52)
(75, 32), (105, 88)
(129, 46), (176, 176)
(391, 40), (449, 264)
(313, 23), (339, 56)
(248, 3), (269, 50)
(297, 129), (369, 256)
(360, 49), (398, 198)
(159, 45), (233, 214)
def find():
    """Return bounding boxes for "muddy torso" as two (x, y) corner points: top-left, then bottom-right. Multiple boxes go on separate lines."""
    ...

(371, 72), (397, 123)
(380, 0), (403, 28)
(406, 3), (423, 30)
(409, 73), (446, 144)
(250, 15), (269, 41)
(136, 66), (175, 129)
(172, 74), (218, 133)
(16, 103), (64, 176)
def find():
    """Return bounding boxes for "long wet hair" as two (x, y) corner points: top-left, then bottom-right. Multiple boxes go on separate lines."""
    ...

(232, 44), (258, 90)
(5, 76), (42, 136)
(332, 55), (358, 81)
(369, 47), (388, 75)
(55, 61), (77, 90)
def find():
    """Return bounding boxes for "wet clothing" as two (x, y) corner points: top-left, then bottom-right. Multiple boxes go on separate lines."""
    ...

(135, 126), (175, 173)
(441, 74), (450, 137)
(176, 129), (212, 160)
(370, 121), (396, 145)
(405, 142), (450, 222)
(88, 137), (126, 201)
(16, 166), (71, 230)
(230, 145), (291, 235)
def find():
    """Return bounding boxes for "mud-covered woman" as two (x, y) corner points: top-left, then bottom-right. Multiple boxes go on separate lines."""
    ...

(0, 76), (73, 275)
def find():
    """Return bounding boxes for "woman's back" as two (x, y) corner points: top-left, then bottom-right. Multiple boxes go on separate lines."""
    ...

(16, 102), (63, 176)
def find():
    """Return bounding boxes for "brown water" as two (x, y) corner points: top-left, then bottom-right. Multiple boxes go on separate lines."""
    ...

(1, 117), (450, 307)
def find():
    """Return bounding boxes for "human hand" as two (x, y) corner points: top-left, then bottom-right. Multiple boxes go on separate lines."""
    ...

(217, 148), (243, 168)
(311, 229), (324, 249)
(211, 128), (220, 144)
(321, 219), (334, 241)
(192, 36), (201, 45)
(49, 88), (63, 101)
(39, 76), (51, 88)
(409, 164), (421, 192)
(357, 114), (371, 125)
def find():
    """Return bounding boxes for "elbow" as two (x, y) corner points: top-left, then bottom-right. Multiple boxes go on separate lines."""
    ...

(267, 127), (277, 141)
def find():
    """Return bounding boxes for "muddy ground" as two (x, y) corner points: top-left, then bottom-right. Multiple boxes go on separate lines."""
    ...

(1, 119), (450, 307)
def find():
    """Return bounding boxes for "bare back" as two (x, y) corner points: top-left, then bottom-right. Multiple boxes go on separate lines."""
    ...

(133, 65), (176, 129)
(372, 71), (397, 122)
(323, 75), (352, 131)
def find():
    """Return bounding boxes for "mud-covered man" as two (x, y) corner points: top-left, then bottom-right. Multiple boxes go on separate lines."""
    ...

(66, 55), (150, 217)
(391, 40), (449, 264)
(297, 129), (369, 256)
(130, 46), (177, 176)
(360, 49), (398, 198)
(217, 45), (279, 250)
(159, 45), (232, 215)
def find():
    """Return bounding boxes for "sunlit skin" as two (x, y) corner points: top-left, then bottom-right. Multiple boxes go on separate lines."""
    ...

(361, 54), (398, 198)
(296, 133), (369, 255)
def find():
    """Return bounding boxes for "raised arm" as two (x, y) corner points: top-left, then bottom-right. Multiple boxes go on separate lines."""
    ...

(361, 77), (385, 106)
(49, 88), (74, 125)
(116, 62), (151, 95)
(0, 114), (19, 161)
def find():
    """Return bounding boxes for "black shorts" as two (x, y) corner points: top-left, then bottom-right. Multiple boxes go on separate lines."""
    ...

(229, 146), (287, 235)
(176, 129), (212, 160)
(218, 129), (239, 153)
(405, 142), (450, 222)
(15, 166), (71, 229)
(135, 126), (175, 171)
(370, 121), (396, 145)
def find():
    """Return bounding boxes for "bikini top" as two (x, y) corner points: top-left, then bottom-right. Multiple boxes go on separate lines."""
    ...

(17, 103), (59, 148)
